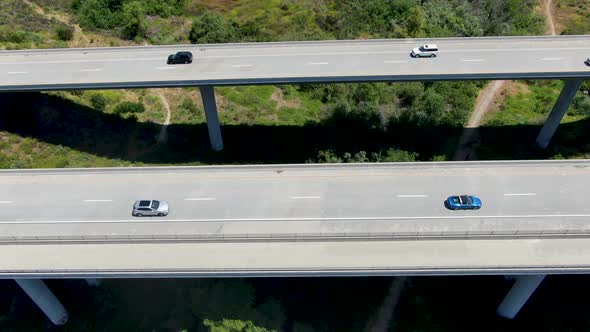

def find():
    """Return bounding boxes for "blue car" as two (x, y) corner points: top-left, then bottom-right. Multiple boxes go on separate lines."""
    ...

(445, 195), (482, 210)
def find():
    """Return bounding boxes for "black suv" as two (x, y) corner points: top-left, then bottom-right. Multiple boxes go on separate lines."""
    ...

(167, 51), (193, 64)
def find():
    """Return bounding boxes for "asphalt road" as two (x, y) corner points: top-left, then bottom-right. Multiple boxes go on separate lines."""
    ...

(0, 36), (589, 91)
(2, 160), (590, 277)
(1, 161), (589, 223)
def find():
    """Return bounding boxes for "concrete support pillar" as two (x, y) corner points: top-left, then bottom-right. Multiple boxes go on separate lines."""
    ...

(199, 86), (223, 151)
(536, 78), (583, 148)
(15, 279), (68, 325)
(497, 275), (545, 319)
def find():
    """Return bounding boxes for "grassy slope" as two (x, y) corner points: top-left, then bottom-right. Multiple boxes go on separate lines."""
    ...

(554, 0), (590, 34)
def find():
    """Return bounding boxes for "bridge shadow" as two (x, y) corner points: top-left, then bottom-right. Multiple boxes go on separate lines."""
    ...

(0, 92), (588, 165)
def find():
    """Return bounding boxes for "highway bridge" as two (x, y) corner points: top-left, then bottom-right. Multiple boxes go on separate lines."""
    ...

(2, 35), (590, 324)
(1, 36), (590, 90)
(3, 160), (590, 323)
(1, 35), (589, 150)
(2, 160), (590, 276)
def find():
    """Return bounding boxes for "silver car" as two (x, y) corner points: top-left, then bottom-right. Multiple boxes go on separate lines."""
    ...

(132, 200), (169, 217)
(411, 44), (439, 58)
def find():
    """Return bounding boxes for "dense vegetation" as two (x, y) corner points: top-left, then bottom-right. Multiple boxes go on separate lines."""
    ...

(64, 0), (544, 42)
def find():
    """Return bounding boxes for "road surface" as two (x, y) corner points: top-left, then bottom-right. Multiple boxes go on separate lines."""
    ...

(0, 36), (589, 91)
(2, 161), (590, 277)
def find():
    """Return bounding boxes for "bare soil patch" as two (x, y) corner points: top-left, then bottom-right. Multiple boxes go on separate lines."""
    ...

(271, 88), (302, 109)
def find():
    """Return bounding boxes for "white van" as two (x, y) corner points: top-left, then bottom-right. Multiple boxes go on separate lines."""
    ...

(411, 44), (439, 58)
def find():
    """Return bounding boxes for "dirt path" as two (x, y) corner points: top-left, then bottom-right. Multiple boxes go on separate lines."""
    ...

(453, 0), (557, 161)
(453, 80), (505, 160)
(362, 277), (407, 332)
(545, 0), (557, 36)
(154, 90), (171, 143)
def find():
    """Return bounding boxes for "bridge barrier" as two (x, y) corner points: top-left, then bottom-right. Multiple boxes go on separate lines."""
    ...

(2, 228), (590, 243)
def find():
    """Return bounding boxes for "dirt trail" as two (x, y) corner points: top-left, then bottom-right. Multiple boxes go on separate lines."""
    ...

(453, 0), (557, 161)
(362, 277), (407, 332)
(154, 90), (172, 143)
(545, 0), (557, 36)
(453, 80), (505, 160)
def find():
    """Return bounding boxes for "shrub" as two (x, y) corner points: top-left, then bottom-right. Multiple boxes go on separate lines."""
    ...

(113, 101), (145, 115)
(203, 319), (274, 332)
(54, 24), (74, 41)
(190, 11), (239, 44)
(4, 30), (41, 44)
(178, 98), (198, 113)
(90, 93), (107, 111)
(380, 148), (418, 162)
(571, 95), (590, 116)
(314, 150), (342, 163)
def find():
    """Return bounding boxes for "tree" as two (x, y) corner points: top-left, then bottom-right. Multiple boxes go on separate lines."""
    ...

(120, 1), (147, 39)
(406, 5), (425, 37)
(90, 93), (107, 111)
(422, 0), (483, 37)
(407, 89), (446, 126)
(190, 11), (239, 44)
(203, 319), (274, 332)
(76, 0), (119, 30)
(572, 95), (590, 116)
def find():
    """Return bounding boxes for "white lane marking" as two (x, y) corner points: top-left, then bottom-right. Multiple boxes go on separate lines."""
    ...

(504, 193), (537, 196)
(0, 58), (163, 65)
(6, 214), (590, 224)
(79, 68), (102, 72)
(83, 199), (113, 202)
(1, 47), (589, 65)
(396, 194), (429, 198)
(384, 60), (408, 63)
(155, 66), (176, 70)
(0, 201), (13, 204)
(199, 47), (590, 59)
(290, 196), (321, 199)
(306, 62), (329, 65)
(462, 59), (485, 62)
(184, 198), (216, 201)
(541, 57), (563, 61)
(231, 64), (253, 68)
(6, 71), (28, 74)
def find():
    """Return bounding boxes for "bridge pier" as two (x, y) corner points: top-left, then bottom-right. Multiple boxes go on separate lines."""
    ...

(15, 279), (68, 325)
(536, 78), (583, 148)
(496, 275), (545, 319)
(199, 86), (223, 151)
